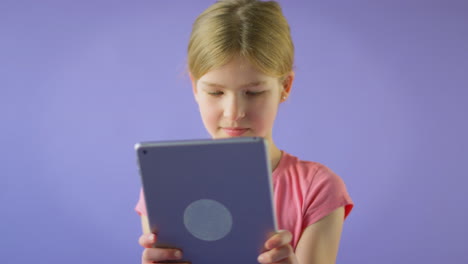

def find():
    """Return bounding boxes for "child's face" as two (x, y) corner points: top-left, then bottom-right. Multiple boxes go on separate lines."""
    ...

(191, 56), (292, 141)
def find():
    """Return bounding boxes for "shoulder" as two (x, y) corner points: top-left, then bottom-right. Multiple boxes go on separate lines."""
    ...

(275, 151), (354, 220)
(274, 151), (340, 185)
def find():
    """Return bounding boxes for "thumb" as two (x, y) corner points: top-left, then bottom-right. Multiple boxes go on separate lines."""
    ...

(138, 233), (157, 248)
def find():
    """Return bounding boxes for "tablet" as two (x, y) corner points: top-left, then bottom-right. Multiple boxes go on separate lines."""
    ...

(135, 137), (277, 263)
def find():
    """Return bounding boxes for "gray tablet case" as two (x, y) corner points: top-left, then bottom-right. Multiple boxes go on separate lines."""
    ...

(135, 137), (277, 263)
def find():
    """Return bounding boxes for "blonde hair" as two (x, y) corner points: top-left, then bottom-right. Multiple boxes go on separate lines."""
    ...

(188, 0), (294, 80)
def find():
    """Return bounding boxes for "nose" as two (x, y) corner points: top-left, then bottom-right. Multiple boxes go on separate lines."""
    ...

(223, 94), (246, 121)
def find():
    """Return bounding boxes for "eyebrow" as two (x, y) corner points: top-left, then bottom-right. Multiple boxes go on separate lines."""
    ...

(200, 81), (266, 89)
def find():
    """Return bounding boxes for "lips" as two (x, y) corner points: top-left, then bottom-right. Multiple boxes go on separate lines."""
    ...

(222, 127), (249, 136)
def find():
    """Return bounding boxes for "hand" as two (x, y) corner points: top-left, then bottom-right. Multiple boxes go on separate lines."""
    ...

(138, 233), (186, 264)
(257, 230), (299, 264)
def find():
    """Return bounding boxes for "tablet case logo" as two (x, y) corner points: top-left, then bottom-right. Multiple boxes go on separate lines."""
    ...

(183, 199), (233, 241)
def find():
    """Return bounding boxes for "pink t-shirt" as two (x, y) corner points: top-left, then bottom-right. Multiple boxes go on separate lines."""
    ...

(135, 151), (353, 249)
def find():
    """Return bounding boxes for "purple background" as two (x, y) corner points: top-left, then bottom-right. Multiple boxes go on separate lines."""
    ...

(1, 0), (467, 263)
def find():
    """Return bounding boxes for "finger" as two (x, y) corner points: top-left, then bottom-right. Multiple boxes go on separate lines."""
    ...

(142, 248), (183, 262)
(156, 263), (191, 264)
(269, 261), (289, 264)
(139, 233), (157, 248)
(257, 245), (293, 263)
(265, 230), (293, 250)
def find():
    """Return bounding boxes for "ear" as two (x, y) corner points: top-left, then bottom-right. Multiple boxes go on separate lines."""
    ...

(280, 71), (295, 102)
(189, 72), (199, 102)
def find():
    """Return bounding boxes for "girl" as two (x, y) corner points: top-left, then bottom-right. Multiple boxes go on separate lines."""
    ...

(135, 0), (353, 263)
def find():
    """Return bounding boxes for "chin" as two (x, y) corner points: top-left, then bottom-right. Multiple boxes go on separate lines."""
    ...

(216, 133), (260, 139)
(213, 135), (245, 139)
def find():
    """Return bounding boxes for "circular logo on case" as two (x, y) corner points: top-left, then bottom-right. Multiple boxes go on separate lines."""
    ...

(183, 199), (233, 241)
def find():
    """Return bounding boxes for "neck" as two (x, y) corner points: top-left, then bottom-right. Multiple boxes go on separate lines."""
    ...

(268, 140), (282, 172)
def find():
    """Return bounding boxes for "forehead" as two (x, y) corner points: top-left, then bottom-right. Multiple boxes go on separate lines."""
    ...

(198, 56), (277, 88)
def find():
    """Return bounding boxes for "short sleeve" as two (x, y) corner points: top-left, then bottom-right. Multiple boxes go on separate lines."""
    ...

(303, 165), (353, 227)
(135, 188), (148, 216)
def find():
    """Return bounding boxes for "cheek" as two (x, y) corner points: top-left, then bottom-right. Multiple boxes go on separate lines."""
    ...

(247, 99), (279, 127)
(198, 99), (220, 125)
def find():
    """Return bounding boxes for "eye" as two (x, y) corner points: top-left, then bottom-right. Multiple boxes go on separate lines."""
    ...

(246, 91), (265, 96)
(207, 91), (224, 97)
